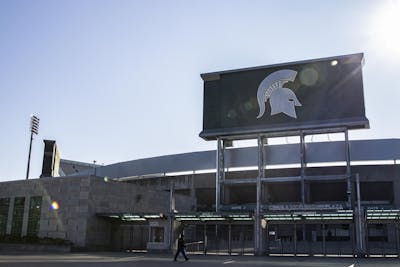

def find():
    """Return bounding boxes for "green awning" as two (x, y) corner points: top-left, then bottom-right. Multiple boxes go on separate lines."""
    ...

(264, 210), (353, 222)
(366, 209), (400, 221)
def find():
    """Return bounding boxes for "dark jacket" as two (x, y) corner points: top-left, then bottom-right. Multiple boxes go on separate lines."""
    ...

(178, 237), (185, 249)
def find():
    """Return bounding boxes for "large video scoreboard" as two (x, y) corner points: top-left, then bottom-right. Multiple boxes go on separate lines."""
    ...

(200, 53), (369, 140)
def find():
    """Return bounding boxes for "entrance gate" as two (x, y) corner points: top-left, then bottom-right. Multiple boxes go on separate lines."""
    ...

(175, 213), (254, 255)
(365, 209), (400, 256)
(264, 210), (355, 256)
(266, 223), (355, 256)
(178, 222), (254, 255)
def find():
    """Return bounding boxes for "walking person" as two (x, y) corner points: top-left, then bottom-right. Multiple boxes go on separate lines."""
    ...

(174, 234), (189, 261)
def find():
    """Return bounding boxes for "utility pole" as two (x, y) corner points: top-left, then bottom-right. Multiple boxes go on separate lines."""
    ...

(26, 115), (40, 180)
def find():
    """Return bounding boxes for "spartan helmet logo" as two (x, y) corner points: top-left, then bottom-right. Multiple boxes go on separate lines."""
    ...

(257, 69), (301, 119)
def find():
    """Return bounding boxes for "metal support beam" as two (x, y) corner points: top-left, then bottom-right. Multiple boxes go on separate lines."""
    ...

(170, 181), (175, 213)
(262, 176), (301, 183)
(221, 140), (229, 203)
(355, 173), (366, 256)
(169, 181), (175, 252)
(26, 132), (34, 180)
(216, 138), (224, 212)
(223, 178), (257, 184)
(254, 135), (264, 256)
(222, 174), (346, 185)
(304, 174), (347, 181)
(300, 131), (306, 204)
(345, 129), (352, 209)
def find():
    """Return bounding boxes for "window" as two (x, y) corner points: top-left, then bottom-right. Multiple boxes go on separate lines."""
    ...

(0, 198), (10, 236)
(27, 196), (42, 237)
(11, 197), (25, 237)
(150, 227), (164, 243)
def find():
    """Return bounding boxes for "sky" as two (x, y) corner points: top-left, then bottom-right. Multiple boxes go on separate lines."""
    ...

(1, 0), (400, 181)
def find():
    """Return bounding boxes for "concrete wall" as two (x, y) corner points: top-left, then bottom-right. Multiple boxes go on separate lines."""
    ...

(1, 163), (398, 252)
(86, 176), (195, 250)
(0, 176), (88, 246)
(0, 175), (196, 251)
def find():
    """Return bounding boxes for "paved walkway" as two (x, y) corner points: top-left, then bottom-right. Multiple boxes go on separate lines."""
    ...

(0, 252), (399, 267)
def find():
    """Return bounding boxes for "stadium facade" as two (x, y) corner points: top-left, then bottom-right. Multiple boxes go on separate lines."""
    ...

(1, 53), (400, 257)
(0, 139), (399, 256)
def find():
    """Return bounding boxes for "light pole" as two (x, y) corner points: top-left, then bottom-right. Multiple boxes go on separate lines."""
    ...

(93, 160), (97, 177)
(26, 115), (39, 180)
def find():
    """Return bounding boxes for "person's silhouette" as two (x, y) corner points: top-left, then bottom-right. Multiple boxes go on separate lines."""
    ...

(174, 234), (189, 261)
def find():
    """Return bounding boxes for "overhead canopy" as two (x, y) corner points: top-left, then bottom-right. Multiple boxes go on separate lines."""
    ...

(97, 213), (166, 222)
(366, 209), (400, 222)
(264, 210), (354, 223)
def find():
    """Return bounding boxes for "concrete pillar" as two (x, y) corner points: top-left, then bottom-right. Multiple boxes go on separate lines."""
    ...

(6, 197), (14, 235)
(21, 196), (30, 236)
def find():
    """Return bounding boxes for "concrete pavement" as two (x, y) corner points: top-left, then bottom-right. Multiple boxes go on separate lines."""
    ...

(0, 252), (399, 267)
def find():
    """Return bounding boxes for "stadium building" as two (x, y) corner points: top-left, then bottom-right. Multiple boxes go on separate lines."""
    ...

(1, 53), (400, 257)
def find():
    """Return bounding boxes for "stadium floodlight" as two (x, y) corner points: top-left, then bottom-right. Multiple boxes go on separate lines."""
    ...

(30, 115), (39, 134)
(26, 115), (40, 180)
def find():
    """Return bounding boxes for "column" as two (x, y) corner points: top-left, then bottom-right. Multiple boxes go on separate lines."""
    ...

(216, 139), (224, 212)
(21, 196), (30, 236)
(169, 181), (175, 252)
(255, 135), (264, 255)
(6, 197), (14, 235)
(300, 131), (306, 204)
(345, 129), (352, 209)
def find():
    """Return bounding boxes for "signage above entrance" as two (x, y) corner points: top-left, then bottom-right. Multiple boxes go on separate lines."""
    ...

(200, 53), (369, 140)
(268, 203), (345, 211)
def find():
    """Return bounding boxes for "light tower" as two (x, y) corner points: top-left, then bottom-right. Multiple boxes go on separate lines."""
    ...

(26, 115), (40, 180)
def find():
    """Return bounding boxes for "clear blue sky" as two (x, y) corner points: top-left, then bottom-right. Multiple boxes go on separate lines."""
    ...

(1, 0), (399, 181)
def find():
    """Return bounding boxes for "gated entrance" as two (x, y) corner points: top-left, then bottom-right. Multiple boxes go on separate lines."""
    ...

(183, 223), (254, 255)
(264, 210), (355, 256)
(266, 223), (355, 256)
(365, 209), (400, 256)
(175, 213), (254, 255)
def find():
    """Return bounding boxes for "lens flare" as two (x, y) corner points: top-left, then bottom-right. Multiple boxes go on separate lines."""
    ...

(300, 67), (318, 86)
(369, 0), (400, 59)
(51, 201), (59, 210)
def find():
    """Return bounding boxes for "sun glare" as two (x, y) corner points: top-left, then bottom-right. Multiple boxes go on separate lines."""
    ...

(51, 201), (59, 210)
(370, 1), (400, 58)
